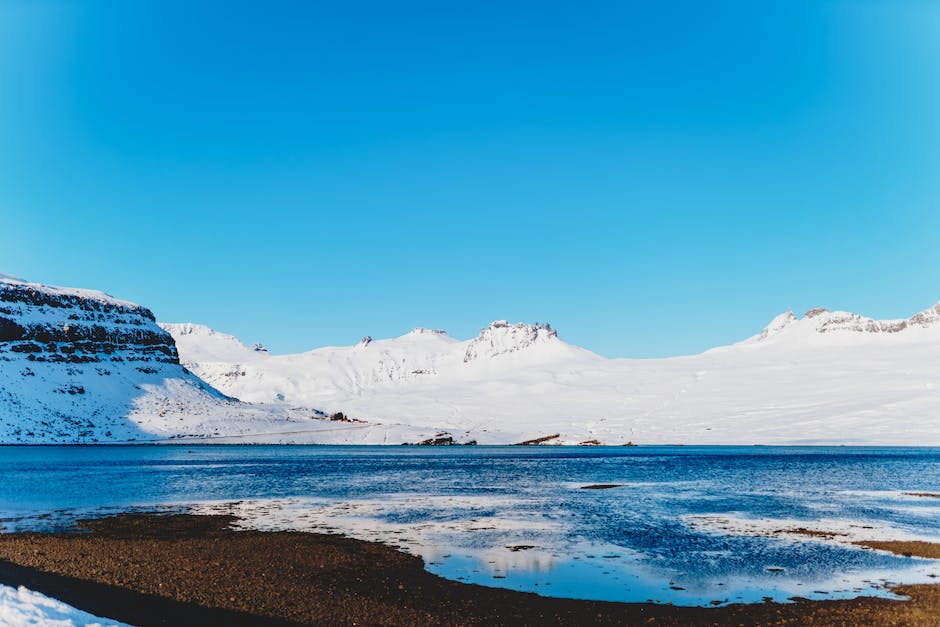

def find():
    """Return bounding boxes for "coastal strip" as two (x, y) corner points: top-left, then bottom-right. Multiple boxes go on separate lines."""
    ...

(0, 514), (939, 626)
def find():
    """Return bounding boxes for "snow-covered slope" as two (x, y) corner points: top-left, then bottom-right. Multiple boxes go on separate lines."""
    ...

(163, 319), (593, 397)
(165, 304), (940, 445)
(0, 276), (385, 443)
(0, 583), (129, 627)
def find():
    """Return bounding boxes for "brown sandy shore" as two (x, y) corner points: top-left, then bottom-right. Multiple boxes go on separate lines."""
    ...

(0, 514), (939, 626)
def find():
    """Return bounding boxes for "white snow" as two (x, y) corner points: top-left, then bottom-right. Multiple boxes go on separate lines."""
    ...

(191, 494), (567, 567)
(758, 309), (797, 339)
(0, 275), (141, 312)
(0, 584), (129, 627)
(682, 513), (940, 545)
(157, 323), (262, 364)
(164, 301), (940, 445)
(5, 272), (940, 445)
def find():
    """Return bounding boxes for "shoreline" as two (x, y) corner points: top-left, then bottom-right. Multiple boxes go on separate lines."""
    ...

(0, 514), (939, 626)
(4, 443), (940, 448)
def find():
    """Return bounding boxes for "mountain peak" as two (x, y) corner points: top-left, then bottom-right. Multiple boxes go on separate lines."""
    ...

(159, 322), (218, 337)
(406, 327), (449, 336)
(759, 309), (797, 339)
(393, 328), (454, 342)
(463, 320), (558, 362)
(159, 322), (259, 362)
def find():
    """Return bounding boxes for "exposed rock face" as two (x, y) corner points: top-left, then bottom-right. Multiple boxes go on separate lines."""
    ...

(756, 302), (940, 341)
(910, 303), (940, 327)
(0, 277), (178, 365)
(813, 311), (909, 334)
(463, 321), (558, 362)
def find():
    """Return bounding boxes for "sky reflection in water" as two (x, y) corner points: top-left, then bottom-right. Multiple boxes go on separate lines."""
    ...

(2, 445), (940, 606)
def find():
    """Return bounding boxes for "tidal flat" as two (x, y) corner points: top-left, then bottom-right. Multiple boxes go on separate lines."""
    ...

(1, 513), (940, 626)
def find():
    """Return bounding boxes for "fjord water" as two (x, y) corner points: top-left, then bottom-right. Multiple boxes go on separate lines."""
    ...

(2, 446), (940, 606)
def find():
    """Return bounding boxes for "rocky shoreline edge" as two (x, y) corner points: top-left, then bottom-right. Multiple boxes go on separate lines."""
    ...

(0, 513), (939, 626)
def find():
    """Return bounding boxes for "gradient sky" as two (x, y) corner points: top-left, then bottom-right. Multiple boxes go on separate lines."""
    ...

(2, 1), (939, 357)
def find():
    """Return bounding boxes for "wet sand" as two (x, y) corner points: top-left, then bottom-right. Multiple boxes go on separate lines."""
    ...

(857, 541), (940, 560)
(0, 513), (939, 626)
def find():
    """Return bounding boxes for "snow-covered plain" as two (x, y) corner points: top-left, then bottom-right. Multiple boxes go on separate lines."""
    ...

(164, 302), (940, 445)
(0, 584), (128, 627)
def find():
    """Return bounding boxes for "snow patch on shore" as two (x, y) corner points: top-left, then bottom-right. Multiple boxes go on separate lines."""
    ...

(190, 494), (566, 565)
(0, 584), (130, 627)
(682, 513), (940, 545)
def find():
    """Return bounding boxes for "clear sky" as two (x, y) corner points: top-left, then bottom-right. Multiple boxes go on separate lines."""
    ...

(2, 1), (939, 357)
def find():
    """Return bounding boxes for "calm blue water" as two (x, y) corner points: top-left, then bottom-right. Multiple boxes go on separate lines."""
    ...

(2, 445), (940, 606)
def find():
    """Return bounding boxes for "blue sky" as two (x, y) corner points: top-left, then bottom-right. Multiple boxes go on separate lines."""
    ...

(2, 1), (939, 357)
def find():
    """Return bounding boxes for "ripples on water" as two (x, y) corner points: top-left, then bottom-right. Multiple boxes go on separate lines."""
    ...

(2, 445), (940, 605)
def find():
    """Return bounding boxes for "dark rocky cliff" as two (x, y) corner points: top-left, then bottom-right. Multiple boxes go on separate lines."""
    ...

(0, 278), (179, 364)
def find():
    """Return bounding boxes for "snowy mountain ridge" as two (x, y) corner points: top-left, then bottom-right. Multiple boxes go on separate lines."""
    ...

(749, 302), (940, 345)
(163, 318), (598, 402)
(164, 299), (940, 445)
(4, 271), (940, 445)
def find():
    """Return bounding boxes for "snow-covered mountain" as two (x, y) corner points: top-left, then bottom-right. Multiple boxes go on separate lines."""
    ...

(5, 271), (938, 445)
(164, 304), (940, 445)
(0, 275), (386, 443)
